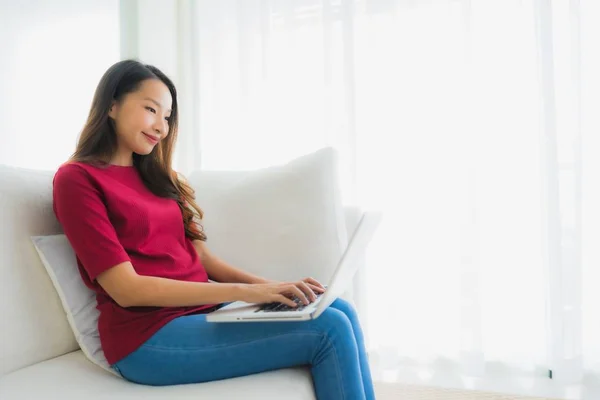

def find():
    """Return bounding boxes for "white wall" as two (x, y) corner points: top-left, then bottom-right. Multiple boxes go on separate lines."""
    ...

(0, 0), (120, 170)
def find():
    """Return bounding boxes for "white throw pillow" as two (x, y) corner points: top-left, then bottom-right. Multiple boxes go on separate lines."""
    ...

(189, 147), (349, 284)
(30, 234), (117, 376)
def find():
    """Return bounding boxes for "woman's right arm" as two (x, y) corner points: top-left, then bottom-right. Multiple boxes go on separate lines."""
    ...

(97, 261), (310, 308)
(96, 261), (243, 307)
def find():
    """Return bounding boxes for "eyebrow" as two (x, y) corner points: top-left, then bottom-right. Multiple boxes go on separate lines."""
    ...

(143, 97), (172, 113)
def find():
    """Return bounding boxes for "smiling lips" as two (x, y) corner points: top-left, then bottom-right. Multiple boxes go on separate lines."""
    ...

(142, 132), (159, 144)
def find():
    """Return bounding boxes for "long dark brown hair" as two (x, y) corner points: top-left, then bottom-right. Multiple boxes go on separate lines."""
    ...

(70, 59), (206, 241)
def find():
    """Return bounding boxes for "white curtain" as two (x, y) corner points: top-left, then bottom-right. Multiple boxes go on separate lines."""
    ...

(134, 0), (600, 390)
(0, 0), (120, 170)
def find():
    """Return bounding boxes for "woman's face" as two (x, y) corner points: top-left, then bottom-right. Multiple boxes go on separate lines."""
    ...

(108, 78), (173, 165)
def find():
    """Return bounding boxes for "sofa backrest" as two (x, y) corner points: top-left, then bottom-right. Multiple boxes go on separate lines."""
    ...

(0, 165), (78, 376)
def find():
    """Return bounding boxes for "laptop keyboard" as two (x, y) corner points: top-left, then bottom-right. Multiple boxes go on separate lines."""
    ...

(255, 292), (324, 313)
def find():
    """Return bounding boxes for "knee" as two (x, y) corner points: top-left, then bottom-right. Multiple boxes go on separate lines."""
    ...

(318, 307), (354, 339)
(331, 298), (358, 321)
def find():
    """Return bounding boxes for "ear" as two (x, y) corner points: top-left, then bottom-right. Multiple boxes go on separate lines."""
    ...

(108, 100), (118, 119)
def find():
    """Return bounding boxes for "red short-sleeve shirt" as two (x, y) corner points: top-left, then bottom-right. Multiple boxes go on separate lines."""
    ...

(53, 162), (216, 364)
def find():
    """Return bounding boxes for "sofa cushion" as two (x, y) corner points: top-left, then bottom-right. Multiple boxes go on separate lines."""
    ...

(0, 164), (78, 376)
(188, 147), (348, 284)
(0, 350), (316, 400)
(31, 234), (115, 375)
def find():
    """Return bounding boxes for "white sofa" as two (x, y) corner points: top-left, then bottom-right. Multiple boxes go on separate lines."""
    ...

(0, 162), (365, 399)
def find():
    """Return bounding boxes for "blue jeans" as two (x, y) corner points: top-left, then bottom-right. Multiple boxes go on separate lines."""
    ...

(112, 298), (375, 400)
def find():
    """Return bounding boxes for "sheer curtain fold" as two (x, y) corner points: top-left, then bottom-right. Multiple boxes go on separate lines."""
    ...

(534, 0), (584, 384)
(132, 0), (600, 385)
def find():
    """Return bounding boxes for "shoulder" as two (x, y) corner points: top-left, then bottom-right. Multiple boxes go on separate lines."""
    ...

(55, 161), (88, 180)
(56, 161), (86, 173)
(56, 160), (112, 177)
(54, 161), (101, 190)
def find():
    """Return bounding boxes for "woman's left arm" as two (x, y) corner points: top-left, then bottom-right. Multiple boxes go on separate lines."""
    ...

(192, 240), (274, 284)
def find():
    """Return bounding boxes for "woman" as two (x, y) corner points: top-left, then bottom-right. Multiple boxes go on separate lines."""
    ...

(53, 59), (375, 399)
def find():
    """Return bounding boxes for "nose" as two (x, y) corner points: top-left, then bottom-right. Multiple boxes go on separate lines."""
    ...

(153, 118), (168, 137)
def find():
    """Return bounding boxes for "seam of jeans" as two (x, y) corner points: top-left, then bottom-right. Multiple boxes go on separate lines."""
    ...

(139, 330), (323, 352)
(321, 333), (346, 400)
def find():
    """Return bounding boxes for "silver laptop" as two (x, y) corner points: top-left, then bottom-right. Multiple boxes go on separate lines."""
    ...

(206, 211), (382, 323)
